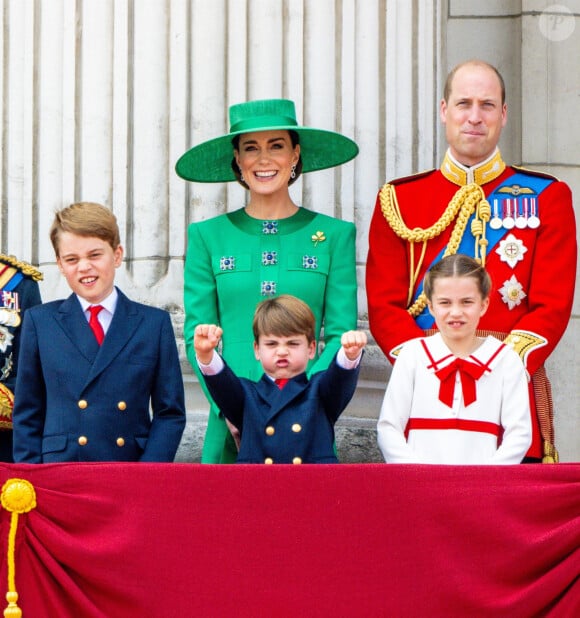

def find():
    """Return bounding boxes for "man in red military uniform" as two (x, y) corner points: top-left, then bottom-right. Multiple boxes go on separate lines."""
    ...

(366, 59), (577, 462)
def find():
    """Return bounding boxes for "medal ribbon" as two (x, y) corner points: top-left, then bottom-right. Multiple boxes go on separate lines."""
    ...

(413, 172), (554, 329)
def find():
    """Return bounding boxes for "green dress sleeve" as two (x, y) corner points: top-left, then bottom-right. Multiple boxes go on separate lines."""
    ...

(308, 219), (358, 376)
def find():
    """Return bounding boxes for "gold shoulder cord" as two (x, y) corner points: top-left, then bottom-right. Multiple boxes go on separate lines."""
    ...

(379, 182), (490, 317)
(0, 254), (43, 282)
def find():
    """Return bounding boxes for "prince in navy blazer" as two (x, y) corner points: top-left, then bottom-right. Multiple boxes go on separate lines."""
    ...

(194, 295), (366, 464)
(12, 203), (185, 463)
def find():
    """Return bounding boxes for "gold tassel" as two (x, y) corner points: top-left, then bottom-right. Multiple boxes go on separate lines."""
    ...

(1, 479), (37, 618)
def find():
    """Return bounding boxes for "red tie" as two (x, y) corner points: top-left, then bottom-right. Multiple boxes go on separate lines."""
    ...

(88, 305), (105, 345)
(274, 378), (289, 389)
(435, 358), (487, 408)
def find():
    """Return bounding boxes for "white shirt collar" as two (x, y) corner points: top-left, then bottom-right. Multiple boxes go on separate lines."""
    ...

(77, 287), (119, 316)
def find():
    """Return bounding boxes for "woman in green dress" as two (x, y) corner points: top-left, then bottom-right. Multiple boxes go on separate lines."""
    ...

(176, 98), (359, 463)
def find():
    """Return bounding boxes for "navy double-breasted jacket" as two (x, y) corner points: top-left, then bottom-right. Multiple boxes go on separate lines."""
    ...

(202, 355), (361, 464)
(13, 288), (186, 463)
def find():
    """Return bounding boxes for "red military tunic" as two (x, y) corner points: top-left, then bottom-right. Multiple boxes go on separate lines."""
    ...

(366, 149), (577, 460)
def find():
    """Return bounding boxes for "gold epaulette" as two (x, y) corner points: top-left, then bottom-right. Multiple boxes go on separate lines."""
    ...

(0, 383), (14, 429)
(388, 168), (436, 186)
(503, 330), (547, 365)
(0, 254), (43, 281)
(512, 165), (559, 182)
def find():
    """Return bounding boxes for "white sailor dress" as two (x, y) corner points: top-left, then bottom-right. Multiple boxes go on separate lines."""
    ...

(377, 333), (532, 464)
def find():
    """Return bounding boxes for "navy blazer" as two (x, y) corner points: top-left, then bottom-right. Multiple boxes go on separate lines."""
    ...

(202, 355), (361, 463)
(13, 288), (186, 463)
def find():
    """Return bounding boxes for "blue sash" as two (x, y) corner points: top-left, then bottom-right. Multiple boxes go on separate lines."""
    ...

(2, 273), (23, 291)
(414, 172), (553, 329)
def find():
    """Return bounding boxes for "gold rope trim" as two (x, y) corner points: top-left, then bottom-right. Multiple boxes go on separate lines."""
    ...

(531, 367), (559, 464)
(0, 385), (14, 431)
(1, 478), (37, 617)
(503, 331), (547, 364)
(0, 255), (43, 282)
(379, 182), (489, 317)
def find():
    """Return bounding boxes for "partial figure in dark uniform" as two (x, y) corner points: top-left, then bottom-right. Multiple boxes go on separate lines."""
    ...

(366, 59), (577, 462)
(0, 254), (42, 461)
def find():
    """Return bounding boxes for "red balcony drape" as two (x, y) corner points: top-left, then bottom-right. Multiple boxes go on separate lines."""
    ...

(1, 462), (579, 617)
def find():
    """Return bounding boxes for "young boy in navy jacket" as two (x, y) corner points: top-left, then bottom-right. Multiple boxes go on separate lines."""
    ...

(194, 294), (366, 464)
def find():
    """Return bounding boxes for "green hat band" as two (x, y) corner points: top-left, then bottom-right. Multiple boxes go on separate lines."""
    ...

(230, 114), (298, 134)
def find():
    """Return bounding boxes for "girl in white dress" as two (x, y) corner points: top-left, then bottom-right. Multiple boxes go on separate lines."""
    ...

(377, 254), (531, 464)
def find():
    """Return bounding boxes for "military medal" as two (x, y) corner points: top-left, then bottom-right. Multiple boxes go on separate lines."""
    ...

(515, 198), (527, 229)
(502, 199), (515, 229)
(499, 274), (526, 310)
(490, 199), (503, 230)
(0, 325), (15, 353)
(527, 197), (540, 229)
(0, 308), (20, 327)
(496, 233), (528, 268)
(0, 292), (20, 327)
(1, 355), (12, 380)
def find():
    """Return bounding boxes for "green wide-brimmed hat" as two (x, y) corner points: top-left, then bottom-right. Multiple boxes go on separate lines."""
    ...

(175, 98), (359, 183)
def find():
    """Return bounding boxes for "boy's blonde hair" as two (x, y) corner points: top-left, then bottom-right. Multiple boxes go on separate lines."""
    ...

(252, 295), (316, 343)
(50, 202), (121, 257)
(423, 254), (492, 301)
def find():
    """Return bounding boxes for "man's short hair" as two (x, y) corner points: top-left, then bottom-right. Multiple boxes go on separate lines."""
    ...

(443, 59), (506, 105)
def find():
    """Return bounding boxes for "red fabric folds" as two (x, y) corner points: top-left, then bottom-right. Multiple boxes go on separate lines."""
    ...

(1, 463), (579, 617)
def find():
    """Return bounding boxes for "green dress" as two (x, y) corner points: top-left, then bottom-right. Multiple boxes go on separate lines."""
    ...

(184, 207), (357, 463)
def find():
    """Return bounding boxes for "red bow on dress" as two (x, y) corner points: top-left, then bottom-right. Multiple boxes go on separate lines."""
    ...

(435, 358), (487, 408)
